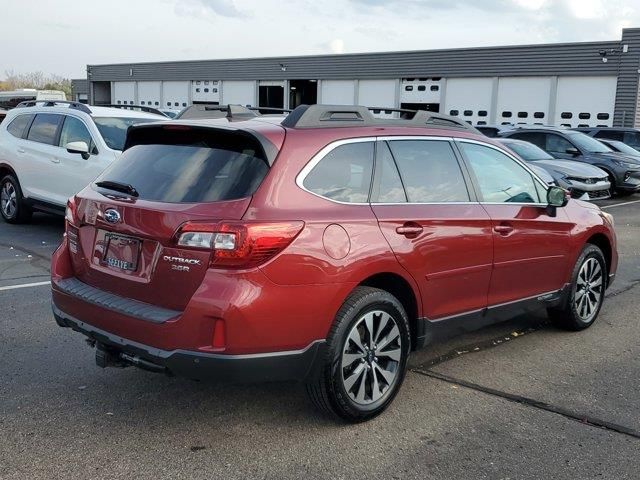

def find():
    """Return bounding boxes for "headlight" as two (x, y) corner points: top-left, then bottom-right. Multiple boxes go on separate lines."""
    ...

(601, 211), (614, 227)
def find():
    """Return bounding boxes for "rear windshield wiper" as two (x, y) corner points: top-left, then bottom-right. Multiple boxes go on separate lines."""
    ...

(95, 180), (139, 197)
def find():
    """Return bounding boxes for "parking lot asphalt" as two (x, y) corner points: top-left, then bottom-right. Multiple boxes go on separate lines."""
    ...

(1, 197), (640, 480)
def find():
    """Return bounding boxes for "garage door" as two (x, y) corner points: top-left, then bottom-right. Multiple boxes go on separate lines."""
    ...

(444, 78), (493, 126)
(321, 80), (355, 105)
(358, 80), (397, 117)
(138, 82), (161, 109)
(113, 82), (135, 106)
(496, 77), (552, 126)
(192, 80), (220, 104)
(554, 76), (616, 127)
(221, 81), (256, 107)
(162, 81), (189, 111)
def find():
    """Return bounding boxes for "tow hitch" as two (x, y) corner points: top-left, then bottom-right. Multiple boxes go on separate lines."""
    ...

(95, 343), (167, 374)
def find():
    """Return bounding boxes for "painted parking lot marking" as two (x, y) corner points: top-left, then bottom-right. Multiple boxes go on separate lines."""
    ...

(601, 199), (640, 210)
(0, 281), (51, 292)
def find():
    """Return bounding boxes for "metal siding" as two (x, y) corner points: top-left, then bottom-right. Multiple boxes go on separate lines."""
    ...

(87, 40), (624, 83)
(71, 79), (88, 95)
(615, 29), (640, 127)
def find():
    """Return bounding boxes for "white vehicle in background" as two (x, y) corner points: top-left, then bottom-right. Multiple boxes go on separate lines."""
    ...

(0, 89), (67, 110)
(0, 100), (165, 223)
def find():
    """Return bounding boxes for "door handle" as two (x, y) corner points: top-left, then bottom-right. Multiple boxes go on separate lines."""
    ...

(51, 157), (60, 164)
(17, 148), (25, 154)
(493, 224), (514, 235)
(396, 223), (424, 236)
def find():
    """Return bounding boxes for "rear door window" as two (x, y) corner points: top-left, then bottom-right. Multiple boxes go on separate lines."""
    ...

(545, 134), (576, 156)
(6, 114), (34, 138)
(387, 140), (470, 203)
(96, 128), (270, 203)
(594, 130), (623, 142)
(303, 141), (374, 203)
(27, 113), (63, 145)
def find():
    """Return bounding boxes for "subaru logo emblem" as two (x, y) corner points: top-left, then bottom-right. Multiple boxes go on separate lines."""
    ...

(103, 209), (121, 224)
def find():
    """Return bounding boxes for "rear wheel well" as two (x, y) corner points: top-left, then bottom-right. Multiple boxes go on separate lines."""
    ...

(359, 273), (420, 349)
(586, 233), (612, 277)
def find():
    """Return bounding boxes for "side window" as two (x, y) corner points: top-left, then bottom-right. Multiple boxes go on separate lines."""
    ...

(545, 134), (575, 156)
(459, 142), (541, 204)
(388, 140), (470, 203)
(6, 114), (34, 138)
(594, 130), (623, 141)
(508, 132), (545, 150)
(371, 142), (407, 203)
(26, 114), (62, 145)
(303, 142), (374, 203)
(623, 132), (640, 148)
(59, 116), (96, 154)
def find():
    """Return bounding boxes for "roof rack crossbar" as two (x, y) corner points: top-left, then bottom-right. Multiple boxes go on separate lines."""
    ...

(175, 103), (292, 120)
(16, 100), (92, 114)
(102, 104), (164, 116)
(281, 104), (480, 133)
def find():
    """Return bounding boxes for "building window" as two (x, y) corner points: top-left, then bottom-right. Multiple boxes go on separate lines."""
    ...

(478, 110), (488, 117)
(204, 81), (209, 85)
(405, 86), (414, 91)
(477, 121), (487, 125)
(597, 113), (610, 120)
(417, 85), (426, 91)
(204, 88), (209, 93)
(560, 123), (571, 127)
(578, 124), (589, 127)
(463, 110), (473, 117)
(518, 112), (528, 118)
(196, 88), (200, 92)
(167, 102), (171, 106)
(117, 100), (121, 104)
(155, 102), (159, 106)
(195, 81), (201, 85)
(182, 102), (187, 107)
(213, 81), (218, 85)
(449, 110), (459, 116)
(502, 111), (512, 118)
(561, 112), (573, 119)
(579, 113), (591, 119)
(212, 88), (218, 93)
(174, 102), (179, 106)
(430, 85), (439, 92)
(534, 112), (545, 119)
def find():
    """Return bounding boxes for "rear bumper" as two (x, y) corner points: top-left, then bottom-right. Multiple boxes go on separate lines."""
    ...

(53, 304), (326, 382)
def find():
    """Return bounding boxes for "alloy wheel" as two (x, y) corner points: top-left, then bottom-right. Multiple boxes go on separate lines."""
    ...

(574, 257), (604, 323)
(341, 310), (402, 405)
(1, 181), (17, 219)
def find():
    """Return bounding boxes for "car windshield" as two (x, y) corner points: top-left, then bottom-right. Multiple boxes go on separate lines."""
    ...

(93, 117), (160, 151)
(608, 140), (639, 155)
(504, 141), (554, 161)
(567, 132), (612, 154)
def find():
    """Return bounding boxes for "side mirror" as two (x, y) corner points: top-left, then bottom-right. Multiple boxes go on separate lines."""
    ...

(565, 147), (580, 156)
(546, 186), (568, 217)
(66, 141), (90, 160)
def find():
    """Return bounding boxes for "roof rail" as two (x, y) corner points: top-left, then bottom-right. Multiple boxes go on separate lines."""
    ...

(16, 100), (92, 114)
(281, 104), (480, 133)
(175, 104), (292, 120)
(102, 104), (165, 116)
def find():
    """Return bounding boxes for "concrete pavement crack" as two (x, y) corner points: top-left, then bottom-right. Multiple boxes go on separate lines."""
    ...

(410, 368), (640, 440)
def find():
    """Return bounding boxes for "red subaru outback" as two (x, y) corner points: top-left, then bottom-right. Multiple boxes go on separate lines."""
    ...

(52, 105), (617, 422)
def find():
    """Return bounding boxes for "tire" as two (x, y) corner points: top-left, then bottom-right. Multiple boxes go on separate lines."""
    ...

(306, 286), (411, 422)
(548, 244), (607, 331)
(0, 174), (32, 224)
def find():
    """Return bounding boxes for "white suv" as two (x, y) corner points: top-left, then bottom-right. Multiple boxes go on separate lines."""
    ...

(0, 101), (164, 223)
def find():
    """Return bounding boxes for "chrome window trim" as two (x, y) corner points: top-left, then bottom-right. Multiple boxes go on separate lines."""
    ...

(295, 135), (553, 207)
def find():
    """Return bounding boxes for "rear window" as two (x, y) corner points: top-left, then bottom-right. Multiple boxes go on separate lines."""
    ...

(93, 117), (160, 151)
(27, 113), (62, 145)
(95, 129), (269, 203)
(6, 114), (34, 138)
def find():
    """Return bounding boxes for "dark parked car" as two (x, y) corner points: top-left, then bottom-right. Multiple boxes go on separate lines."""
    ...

(501, 127), (640, 196)
(497, 138), (611, 200)
(476, 124), (515, 138)
(575, 127), (640, 150)
(598, 138), (640, 156)
(52, 105), (617, 422)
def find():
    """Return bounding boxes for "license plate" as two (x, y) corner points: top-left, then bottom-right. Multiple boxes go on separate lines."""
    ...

(103, 234), (140, 271)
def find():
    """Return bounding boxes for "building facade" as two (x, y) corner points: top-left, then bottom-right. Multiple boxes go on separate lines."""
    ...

(79, 28), (640, 127)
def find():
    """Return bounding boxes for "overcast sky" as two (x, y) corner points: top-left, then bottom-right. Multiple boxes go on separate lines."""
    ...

(2, 0), (639, 79)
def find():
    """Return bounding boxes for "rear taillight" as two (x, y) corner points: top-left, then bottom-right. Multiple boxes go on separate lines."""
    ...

(175, 221), (304, 269)
(65, 197), (78, 226)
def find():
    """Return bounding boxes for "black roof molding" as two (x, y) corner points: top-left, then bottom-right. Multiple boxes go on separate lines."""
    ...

(176, 104), (291, 120)
(101, 104), (165, 116)
(282, 104), (480, 133)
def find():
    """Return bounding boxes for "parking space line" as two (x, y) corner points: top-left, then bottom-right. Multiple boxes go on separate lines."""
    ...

(0, 281), (51, 292)
(601, 199), (640, 210)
